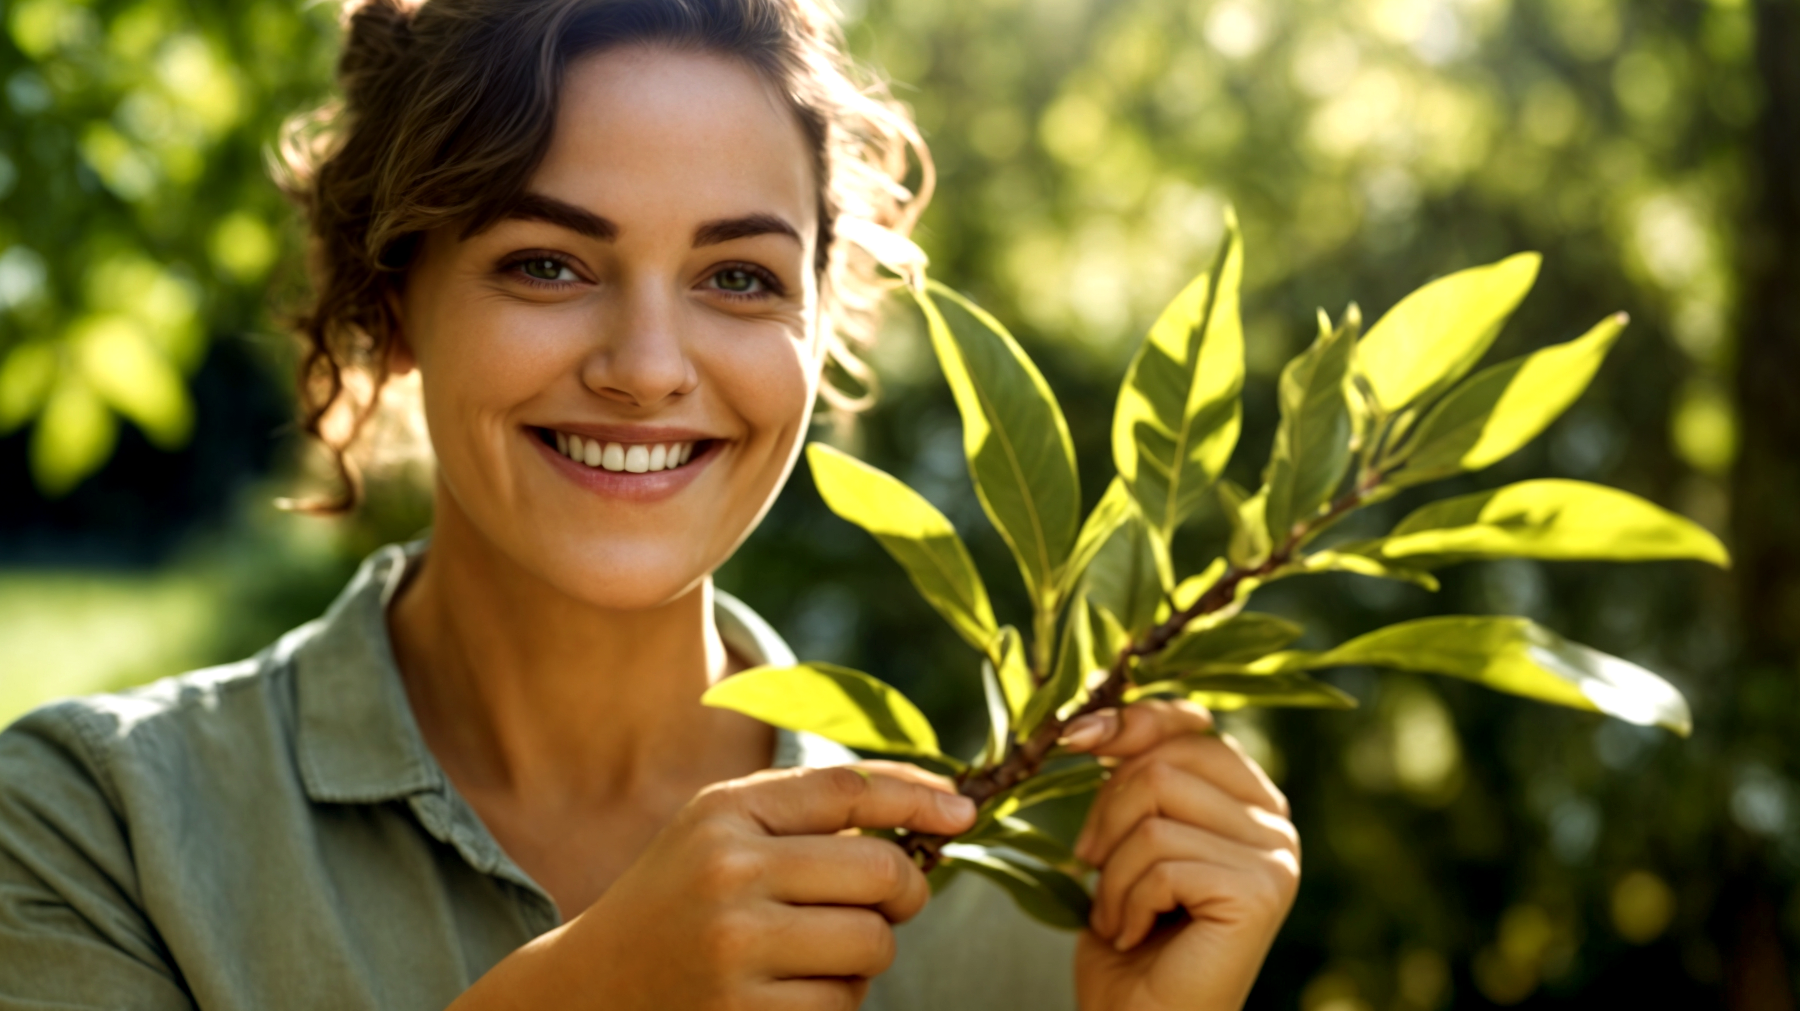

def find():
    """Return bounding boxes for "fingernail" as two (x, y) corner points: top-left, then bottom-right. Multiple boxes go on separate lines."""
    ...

(938, 792), (976, 822)
(1059, 715), (1106, 751)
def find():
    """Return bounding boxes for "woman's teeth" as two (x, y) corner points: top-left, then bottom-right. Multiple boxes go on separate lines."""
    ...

(552, 432), (697, 473)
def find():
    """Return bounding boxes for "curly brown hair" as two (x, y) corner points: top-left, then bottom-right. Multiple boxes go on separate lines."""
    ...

(276, 0), (930, 511)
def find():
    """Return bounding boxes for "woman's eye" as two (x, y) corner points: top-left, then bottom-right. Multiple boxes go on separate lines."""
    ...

(520, 258), (571, 282)
(712, 268), (765, 295)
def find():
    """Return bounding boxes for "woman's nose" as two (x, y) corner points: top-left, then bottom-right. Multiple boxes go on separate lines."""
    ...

(579, 280), (698, 408)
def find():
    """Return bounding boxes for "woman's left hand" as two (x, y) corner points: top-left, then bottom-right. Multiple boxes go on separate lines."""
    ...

(1062, 700), (1300, 1011)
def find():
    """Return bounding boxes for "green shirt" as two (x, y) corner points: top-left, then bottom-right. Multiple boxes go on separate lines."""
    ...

(0, 543), (1075, 1009)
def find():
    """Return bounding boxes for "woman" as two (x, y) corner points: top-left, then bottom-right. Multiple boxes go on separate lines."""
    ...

(0, 0), (1299, 1007)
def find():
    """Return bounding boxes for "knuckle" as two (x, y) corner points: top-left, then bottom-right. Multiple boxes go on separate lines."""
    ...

(1142, 759), (1181, 795)
(818, 766), (872, 804)
(851, 911), (897, 971)
(1141, 815), (1181, 848)
(698, 908), (759, 967)
(693, 841), (763, 897)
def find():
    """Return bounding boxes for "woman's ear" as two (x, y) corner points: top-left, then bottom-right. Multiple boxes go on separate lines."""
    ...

(385, 287), (418, 377)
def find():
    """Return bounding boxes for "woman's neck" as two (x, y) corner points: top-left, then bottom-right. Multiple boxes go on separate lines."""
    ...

(387, 492), (773, 812)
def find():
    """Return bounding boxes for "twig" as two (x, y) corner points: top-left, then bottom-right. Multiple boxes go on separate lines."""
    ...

(903, 477), (1376, 871)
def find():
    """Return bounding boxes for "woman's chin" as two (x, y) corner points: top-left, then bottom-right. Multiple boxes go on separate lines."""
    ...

(531, 550), (715, 613)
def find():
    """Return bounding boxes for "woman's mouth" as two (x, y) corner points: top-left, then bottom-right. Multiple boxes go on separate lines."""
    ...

(537, 428), (709, 474)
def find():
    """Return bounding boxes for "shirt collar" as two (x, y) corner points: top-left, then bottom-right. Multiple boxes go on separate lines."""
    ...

(293, 542), (850, 805)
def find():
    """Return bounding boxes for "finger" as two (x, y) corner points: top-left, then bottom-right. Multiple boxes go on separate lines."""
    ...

(758, 978), (869, 1011)
(849, 760), (959, 794)
(1075, 758), (1297, 867)
(721, 766), (977, 838)
(1089, 816), (1268, 939)
(760, 905), (899, 979)
(1113, 854), (1297, 951)
(765, 835), (931, 924)
(1113, 733), (1290, 818)
(1060, 700), (1213, 758)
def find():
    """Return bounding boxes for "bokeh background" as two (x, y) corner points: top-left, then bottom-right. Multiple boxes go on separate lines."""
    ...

(2, 0), (1796, 1006)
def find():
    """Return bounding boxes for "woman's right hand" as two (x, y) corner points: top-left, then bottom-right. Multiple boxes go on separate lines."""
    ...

(451, 763), (977, 1010)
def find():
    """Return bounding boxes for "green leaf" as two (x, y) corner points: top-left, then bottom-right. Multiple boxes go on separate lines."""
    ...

(73, 314), (192, 449)
(1218, 480), (1271, 570)
(31, 375), (117, 498)
(993, 625), (1034, 726)
(806, 443), (998, 653)
(1141, 612), (1304, 678)
(914, 282), (1081, 606)
(1089, 602), (1130, 673)
(1356, 253), (1541, 413)
(1391, 313), (1628, 483)
(1059, 477), (1135, 598)
(961, 815), (1084, 868)
(1263, 309), (1357, 545)
(1084, 508), (1165, 632)
(1172, 557), (1229, 611)
(702, 664), (944, 757)
(1129, 672), (1358, 710)
(1285, 550), (1442, 591)
(939, 844), (1092, 930)
(979, 655), (1012, 768)
(1022, 595), (1093, 739)
(0, 342), (57, 434)
(1248, 617), (1692, 735)
(1342, 479), (1730, 568)
(1112, 208), (1245, 538)
(977, 761), (1111, 829)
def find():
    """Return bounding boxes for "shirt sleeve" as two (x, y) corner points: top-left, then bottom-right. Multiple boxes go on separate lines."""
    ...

(0, 705), (195, 1010)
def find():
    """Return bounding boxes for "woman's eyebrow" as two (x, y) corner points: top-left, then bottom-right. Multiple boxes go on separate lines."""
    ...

(506, 193), (618, 239)
(693, 214), (801, 248)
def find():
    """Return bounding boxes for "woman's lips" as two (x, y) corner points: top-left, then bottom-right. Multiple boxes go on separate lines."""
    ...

(529, 426), (720, 501)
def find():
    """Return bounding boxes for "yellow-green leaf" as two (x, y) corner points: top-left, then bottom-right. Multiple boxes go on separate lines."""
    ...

(1356, 253), (1541, 413)
(1059, 477), (1135, 598)
(1218, 480), (1271, 570)
(914, 282), (1081, 606)
(1248, 617), (1691, 735)
(1263, 309), (1356, 545)
(72, 314), (192, 449)
(1141, 612), (1303, 678)
(1392, 313), (1627, 484)
(1286, 550), (1441, 591)
(1129, 672), (1357, 710)
(993, 625), (1033, 726)
(979, 654), (1012, 768)
(1022, 596), (1093, 739)
(0, 342), (57, 433)
(1084, 509), (1165, 633)
(806, 443), (997, 652)
(30, 375), (117, 497)
(1112, 209), (1244, 538)
(939, 844), (1091, 930)
(961, 815), (1082, 869)
(1344, 479), (1730, 568)
(977, 761), (1110, 828)
(702, 663), (942, 757)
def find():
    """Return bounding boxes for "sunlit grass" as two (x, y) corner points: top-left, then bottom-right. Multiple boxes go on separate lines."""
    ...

(0, 570), (219, 727)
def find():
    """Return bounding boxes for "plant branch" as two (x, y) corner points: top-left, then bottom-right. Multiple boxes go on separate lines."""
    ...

(903, 474), (1379, 871)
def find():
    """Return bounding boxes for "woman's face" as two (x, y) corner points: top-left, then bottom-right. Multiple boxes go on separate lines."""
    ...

(396, 46), (823, 610)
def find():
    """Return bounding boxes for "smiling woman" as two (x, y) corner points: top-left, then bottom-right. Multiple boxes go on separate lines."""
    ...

(0, 1), (1299, 1009)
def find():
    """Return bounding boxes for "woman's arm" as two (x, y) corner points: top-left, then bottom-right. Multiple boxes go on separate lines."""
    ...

(0, 709), (196, 1010)
(1066, 702), (1301, 1011)
(447, 763), (976, 1010)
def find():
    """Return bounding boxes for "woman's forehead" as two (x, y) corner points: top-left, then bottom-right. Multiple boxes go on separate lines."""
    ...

(529, 46), (819, 239)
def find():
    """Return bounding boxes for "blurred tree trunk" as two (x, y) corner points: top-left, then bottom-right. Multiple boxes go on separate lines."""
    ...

(1726, 2), (1800, 1008)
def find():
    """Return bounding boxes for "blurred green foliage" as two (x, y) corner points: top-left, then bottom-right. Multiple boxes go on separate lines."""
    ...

(1, 0), (1795, 1007)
